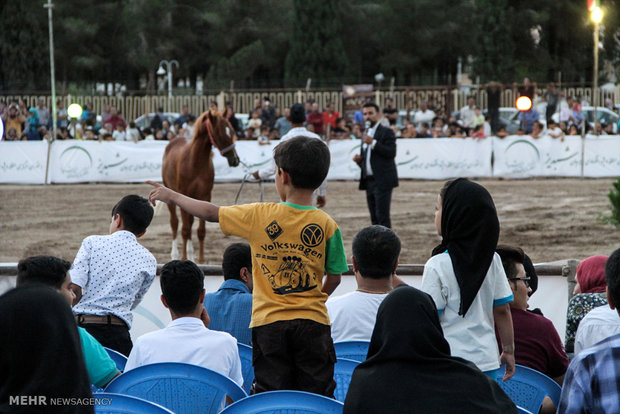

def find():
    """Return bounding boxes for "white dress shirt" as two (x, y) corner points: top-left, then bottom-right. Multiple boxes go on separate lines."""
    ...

(257, 126), (327, 196)
(125, 317), (243, 388)
(71, 230), (156, 327)
(575, 305), (620, 354)
(363, 123), (378, 177)
(326, 290), (389, 343)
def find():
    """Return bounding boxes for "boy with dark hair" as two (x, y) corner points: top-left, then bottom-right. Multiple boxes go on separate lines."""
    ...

(17, 255), (120, 388)
(205, 243), (253, 345)
(147, 136), (348, 397)
(495, 245), (568, 405)
(125, 260), (243, 388)
(71, 194), (156, 356)
(327, 225), (401, 343)
(560, 248), (620, 413)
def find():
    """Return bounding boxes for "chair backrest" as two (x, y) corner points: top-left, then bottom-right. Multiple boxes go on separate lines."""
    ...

(334, 341), (370, 363)
(94, 392), (174, 413)
(517, 406), (534, 414)
(237, 342), (254, 394)
(104, 347), (128, 372)
(494, 364), (562, 413)
(220, 390), (344, 414)
(105, 362), (247, 414)
(333, 358), (359, 403)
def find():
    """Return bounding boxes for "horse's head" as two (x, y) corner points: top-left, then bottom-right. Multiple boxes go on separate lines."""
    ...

(195, 110), (240, 167)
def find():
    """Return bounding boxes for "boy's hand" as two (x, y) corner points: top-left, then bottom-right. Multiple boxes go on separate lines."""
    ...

(500, 351), (515, 381)
(146, 180), (175, 206)
(352, 154), (362, 164)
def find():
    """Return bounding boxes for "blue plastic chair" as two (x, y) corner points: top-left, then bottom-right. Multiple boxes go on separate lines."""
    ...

(334, 341), (370, 362)
(237, 342), (254, 394)
(94, 392), (174, 413)
(494, 364), (561, 414)
(517, 406), (534, 414)
(105, 362), (248, 414)
(104, 347), (128, 372)
(220, 390), (344, 414)
(333, 358), (359, 403)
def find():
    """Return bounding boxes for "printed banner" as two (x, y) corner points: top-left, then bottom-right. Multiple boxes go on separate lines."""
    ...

(492, 135), (583, 177)
(0, 141), (48, 184)
(583, 135), (620, 177)
(1, 136), (618, 184)
(342, 84), (374, 122)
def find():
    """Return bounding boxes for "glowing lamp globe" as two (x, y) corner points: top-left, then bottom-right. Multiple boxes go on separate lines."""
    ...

(592, 7), (603, 24)
(515, 96), (532, 112)
(67, 103), (83, 119)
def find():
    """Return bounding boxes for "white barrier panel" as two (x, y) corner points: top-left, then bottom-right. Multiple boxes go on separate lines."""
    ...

(0, 141), (48, 184)
(48, 140), (166, 183)
(1, 136), (619, 184)
(396, 137), (493, 179)
(130, 274), (569, 341)
(492, 135), (583, 178)
(583, 135), (620, 177)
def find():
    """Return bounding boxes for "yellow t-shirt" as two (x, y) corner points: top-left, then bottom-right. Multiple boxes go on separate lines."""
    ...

(219, 202), (349, 328)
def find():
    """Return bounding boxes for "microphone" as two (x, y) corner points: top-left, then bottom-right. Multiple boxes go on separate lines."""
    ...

(364, 120), (371, 131)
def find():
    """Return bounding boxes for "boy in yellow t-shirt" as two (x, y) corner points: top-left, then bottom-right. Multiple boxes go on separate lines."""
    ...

(147, 136), (348, 397)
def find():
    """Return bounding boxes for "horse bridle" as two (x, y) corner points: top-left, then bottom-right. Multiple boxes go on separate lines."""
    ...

(206, 117), (236, 155)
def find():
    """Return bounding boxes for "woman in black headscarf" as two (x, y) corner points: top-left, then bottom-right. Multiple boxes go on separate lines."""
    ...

(343, 286), (517, 414)
(420, 178), (515, 380)
(0, 285), (93, 413)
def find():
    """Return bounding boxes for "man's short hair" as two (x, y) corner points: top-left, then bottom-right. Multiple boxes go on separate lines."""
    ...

(111, 195), (154, 235)
(222, 243), (252, 281)
(289, 103), (306, 124)
(273, 136), (330, 190)
(496, 245), (525, 280)
(362, 102), (379, 112)
(606, 248), (620, 306)
(352, 225), (401, 279)
(17, 256), (71, 289)
(160, 260), (204, 315)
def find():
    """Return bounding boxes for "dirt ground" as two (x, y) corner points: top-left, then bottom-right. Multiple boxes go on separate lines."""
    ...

(0, 179), (618, 266)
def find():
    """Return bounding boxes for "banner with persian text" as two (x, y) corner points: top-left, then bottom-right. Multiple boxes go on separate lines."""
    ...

(0, 136), (618, 184)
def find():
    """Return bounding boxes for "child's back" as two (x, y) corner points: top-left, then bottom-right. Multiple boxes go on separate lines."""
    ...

(72, 194), (156, 356)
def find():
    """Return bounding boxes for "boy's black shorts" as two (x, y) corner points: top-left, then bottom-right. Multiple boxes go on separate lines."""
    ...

(251, 318), (336, 397)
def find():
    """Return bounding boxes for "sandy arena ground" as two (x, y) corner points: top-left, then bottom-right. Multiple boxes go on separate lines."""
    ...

(0, 179), (618, 266)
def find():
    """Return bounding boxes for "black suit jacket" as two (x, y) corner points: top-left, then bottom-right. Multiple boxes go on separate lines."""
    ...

(357, 124), (398, 190)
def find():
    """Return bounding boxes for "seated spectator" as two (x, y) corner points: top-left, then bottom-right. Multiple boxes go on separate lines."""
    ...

(401, 123), (417, 138)
(472, 107), (485, 129)
(205, 243), (253, 346)
(306, 102), (323, 136)
(559, 121), (568, 133)
(518, 108), (540, 134)
(126, 122), (141, 143)
(546, 119), (564, 141)
(575, 300), (620, 354)
(125, 260), (243, 388)
(382, 98), (398, 126)
(0, 285), (93, 411)
(351, 123), (363, 139)
(495, 246), (567, 414)
(322, 101), (340, 133)
(559, 248), (620, 413)
(113, 123), (127, 141)
(84, 127), (97, 141)
(274, 107), (291, 138)
(327, 225), (400, 343)
(247, 109), (262, 138)
(26, 107), (40, 140)
(16, 256), (120, 388)
(567, 123), (579, 136)
(257, 125), (270, 145)
(530, 121), (544, 139)
(107, 106), (126, 130)
(142, 127), (154, 141)
(162, 120), (174, 140)
(330, 117), (348, 139)
(150, 108), (164, 131)
(414, 101), (436, 128)
(496, 126), (509, 138)
(565, 255), (609, 353)
(417, 122), (431, 138)
(470, 124), (486, 139)
(343, 286), (517, 414)
(174, 105), (194, 128)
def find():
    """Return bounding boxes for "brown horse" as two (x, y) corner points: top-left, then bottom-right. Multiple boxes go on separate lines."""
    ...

(162, 110), (240, 263)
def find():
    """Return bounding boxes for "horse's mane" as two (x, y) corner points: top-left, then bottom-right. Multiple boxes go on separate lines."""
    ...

(189, 111), (214, 165)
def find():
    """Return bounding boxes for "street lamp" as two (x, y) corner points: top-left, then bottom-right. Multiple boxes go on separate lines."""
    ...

(157, 60), (179, 98)
(591, 4), (603, 135)
(68, 103), (82, 139)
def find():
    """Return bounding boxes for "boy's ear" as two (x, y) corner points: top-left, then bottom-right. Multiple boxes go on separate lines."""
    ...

(280, 168), (291, 185)
(607, 288), (616, 310)
(136, 230), (146, 238)
(160, 294), (169, 309)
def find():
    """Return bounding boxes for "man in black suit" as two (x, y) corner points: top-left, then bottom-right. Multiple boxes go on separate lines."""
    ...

(352, 103), (398, 228)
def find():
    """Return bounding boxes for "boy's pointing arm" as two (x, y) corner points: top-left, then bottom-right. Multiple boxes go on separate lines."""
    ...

(146, 180), (220, 223)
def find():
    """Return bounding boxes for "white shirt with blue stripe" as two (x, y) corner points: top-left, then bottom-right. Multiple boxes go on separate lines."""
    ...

(421, 252), (513, 371)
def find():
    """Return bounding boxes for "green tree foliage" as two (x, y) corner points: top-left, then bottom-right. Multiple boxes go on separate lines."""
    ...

(600, 177), (620, 228)
(1, 0), (619, 92)
(284, 0), (350, 87)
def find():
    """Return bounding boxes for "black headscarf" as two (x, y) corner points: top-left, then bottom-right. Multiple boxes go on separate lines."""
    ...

(0, 285), (93, 413)
(431, 178), (500, 316)
(343, 286), (517, 414)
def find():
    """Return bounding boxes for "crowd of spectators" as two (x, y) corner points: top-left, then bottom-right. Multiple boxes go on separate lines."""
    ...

(3, 81), (619, 143)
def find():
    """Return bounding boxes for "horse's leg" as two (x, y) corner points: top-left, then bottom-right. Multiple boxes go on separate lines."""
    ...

(197, 219), (206, 264)
(167, 204), (179, 260)
(180, 209), (195, 262)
